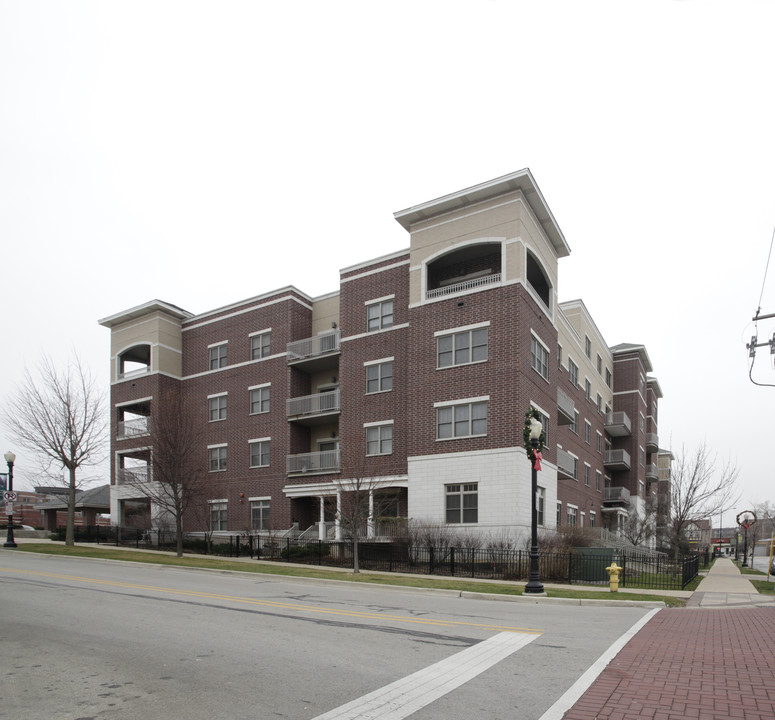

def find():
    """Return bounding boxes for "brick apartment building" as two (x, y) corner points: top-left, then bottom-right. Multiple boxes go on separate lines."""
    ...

(99, 169), (663, 545)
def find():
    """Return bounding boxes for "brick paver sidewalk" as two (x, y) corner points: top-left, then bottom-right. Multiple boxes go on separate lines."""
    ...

(562, 608), (775, 720)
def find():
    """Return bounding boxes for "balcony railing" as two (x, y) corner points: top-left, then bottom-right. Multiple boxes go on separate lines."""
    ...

(557, 388), (576, 425)
(646, 463), (659, 481)
(118, 366), (150, 381)
(287, 389), (341, 419)
(604, 486), (631, 504)
(287, 449), (341, 475)
(117, 417), (150, 439)
(646, 433), (659, 452)
(604, 448), (631, 470)
(287, 331), (341, 363)
(426, 272), (501, 300)
(605, 411), (632, 437)
(556, 448), (577, 480)
(116, 466), (150, 485)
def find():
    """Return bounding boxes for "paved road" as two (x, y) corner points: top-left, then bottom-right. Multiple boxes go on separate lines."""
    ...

(0, 552), (653, 720)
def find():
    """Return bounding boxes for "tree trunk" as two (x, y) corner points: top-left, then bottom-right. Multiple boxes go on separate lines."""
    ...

(66, 466), (77, 546)
(176, 512), (184, 558)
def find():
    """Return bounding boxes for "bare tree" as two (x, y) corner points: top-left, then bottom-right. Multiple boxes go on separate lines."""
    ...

(620, 495), (658, 547)
(120, 390), (206, 557)
(668, 443), (740, 558)
(330, 474), (402, 573)
(3, 354), (106, 546)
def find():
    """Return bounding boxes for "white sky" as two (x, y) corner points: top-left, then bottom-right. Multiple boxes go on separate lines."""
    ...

(1, 1), (774, 526)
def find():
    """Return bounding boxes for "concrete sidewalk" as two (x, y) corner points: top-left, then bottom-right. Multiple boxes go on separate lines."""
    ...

(553, 559), (775, 720)
(688, 557), (775, 608)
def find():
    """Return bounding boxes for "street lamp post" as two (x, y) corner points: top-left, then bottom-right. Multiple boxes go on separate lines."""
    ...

(4, 451), (17, 549)
(525, 415), (545, 595)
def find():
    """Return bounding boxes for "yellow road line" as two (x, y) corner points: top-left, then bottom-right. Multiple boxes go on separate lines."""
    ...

(1, 566), (543, 635)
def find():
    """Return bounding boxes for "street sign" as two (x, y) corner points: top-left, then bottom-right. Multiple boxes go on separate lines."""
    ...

(3, 491), (17, 502)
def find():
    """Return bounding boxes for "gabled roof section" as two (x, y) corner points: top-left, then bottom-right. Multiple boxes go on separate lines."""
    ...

(98, 300), (193, 329)
(393, 168), (570, 258)
(610, 343), (654, 373)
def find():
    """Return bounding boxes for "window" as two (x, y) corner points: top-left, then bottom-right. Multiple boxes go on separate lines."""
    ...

(605, 368), (612, 388)
(249, 439), (270, 468)
(596, 470), (602, 491)
(584, 464), (591, 487)
(590, 511), (596, 528)
(437, 327), (488, 368)
(568, 358), (578, 387)
(531, 336), (549, 380)
(250, 331), (271, 360)
(366, 360), (393, 393)
(597, 432), (603, 453)
(567, 506), (577, 527)
(596, 394), (602, 413)
(537, 486), (545, 526)
(209, 394), (227, 422)
(597, 354), (602, 374)
(557, 344), (563, 369)
(585, 336), (591, 358)
(210, 502), (227, 531)
(445, 483), (478, 524)
(584, 420), (591, 444)
(570, 411), (578, 434)
(436, 400), (488, 439)
(366, 423), (393, 455)
(557, 502), (562, 527)
(585, 379), (591, 401)
(570, 454), (578, 480)
(367, 299), (394, 332)
(249, 385), (270, 414)
(209, 343), (227, 370)
(209, 445), (227, 472)
(639, 446), (645, 466)
(251, 499), (270, 530)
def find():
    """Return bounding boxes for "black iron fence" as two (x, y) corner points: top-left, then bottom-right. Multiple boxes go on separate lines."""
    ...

(60, 526), (700, 590)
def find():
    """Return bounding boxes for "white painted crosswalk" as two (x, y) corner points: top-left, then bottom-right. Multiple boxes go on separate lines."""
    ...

(310, 630), (540, 720)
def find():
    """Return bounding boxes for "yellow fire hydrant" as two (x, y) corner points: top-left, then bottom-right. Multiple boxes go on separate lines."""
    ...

(606, 562), (622, 592)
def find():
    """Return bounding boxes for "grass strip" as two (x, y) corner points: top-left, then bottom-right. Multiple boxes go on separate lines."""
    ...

(13, 543), (686, 607)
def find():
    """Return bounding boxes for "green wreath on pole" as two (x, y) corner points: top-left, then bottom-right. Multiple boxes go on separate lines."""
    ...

(523, 408), (546, 463)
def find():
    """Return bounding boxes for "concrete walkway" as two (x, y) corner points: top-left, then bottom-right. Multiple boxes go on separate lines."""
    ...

(688, 556), (775, 608)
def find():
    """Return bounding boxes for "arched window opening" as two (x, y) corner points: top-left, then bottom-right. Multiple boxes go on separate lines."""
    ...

(426, 243), (501, 300)
(118, 344), (151, 379)
(526, 251), (551, 308)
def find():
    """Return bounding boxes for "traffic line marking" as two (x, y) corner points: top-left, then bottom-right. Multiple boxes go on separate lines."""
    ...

(310, 630), (540, 720)
(0, 566), (543, 635)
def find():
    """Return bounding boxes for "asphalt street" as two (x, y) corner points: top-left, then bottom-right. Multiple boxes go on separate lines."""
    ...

(0, 551), (654, 720)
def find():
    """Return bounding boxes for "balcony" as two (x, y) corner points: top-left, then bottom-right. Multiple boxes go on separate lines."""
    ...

(287, 331), (340, 371)
(604, 448), (631, 471)
(557, 388), (576, 426)
(556, 448), (577, 480)
(646, 433), (659, 453)
(287, 389), (341, 425)
(426, 272), (501, 300)
(117, 417), (150, 439)
(605, 411), (632, 437)
(116, 466), (150, 485)
(604, 486), (631, 504)
(646, 463), (659, 481)
(287, 449), (341, 475)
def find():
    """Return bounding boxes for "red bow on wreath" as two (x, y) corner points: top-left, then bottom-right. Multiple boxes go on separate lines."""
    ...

(533, 450), (542, 471)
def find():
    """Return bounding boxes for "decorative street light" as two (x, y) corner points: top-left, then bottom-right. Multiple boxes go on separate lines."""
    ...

(4, 451), (17, 549)
(524, 411), (545, 595)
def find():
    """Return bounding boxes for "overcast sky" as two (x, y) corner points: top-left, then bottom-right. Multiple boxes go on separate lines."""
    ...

(2, 1), (773, 527)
